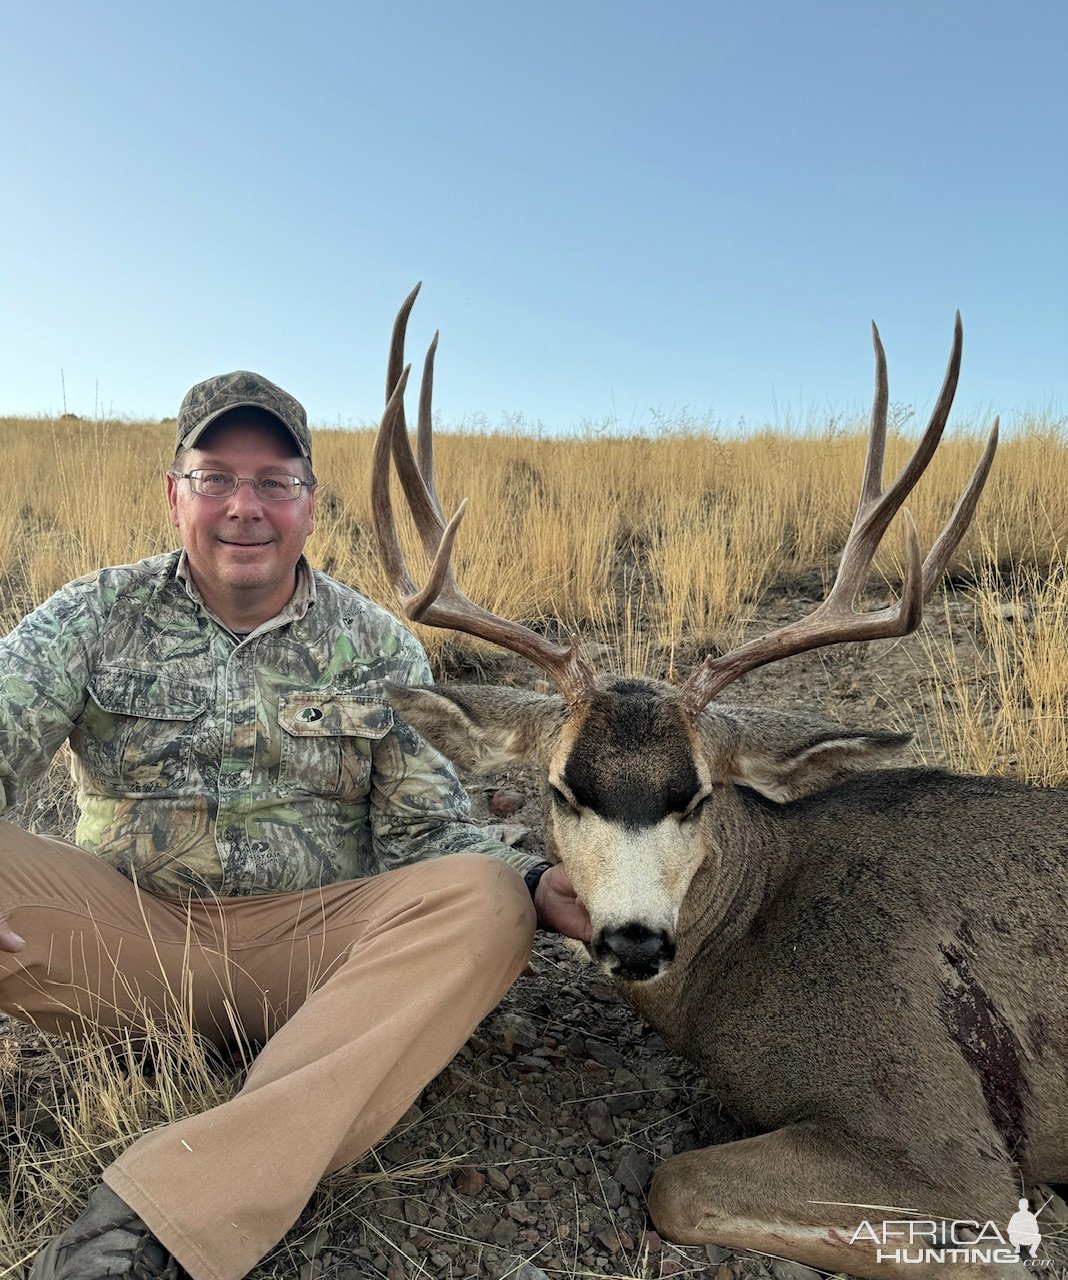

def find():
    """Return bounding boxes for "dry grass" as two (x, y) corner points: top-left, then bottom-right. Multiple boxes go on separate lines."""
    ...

(0, 1015), (243, 1274)
(1, 411), (1066, 1276)
(923, 550), (1068, 787)
(3, 413), (1065, 652)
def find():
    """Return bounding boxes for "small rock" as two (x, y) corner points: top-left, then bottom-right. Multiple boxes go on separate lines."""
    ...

(466, 1209), (498, 1239)
(511, 1265), (552, 1280)
(512, 1259), (553, 1280)
(377, 1138), (420, 1164)
(490, 1217), (519, 1247)
(606, 1088), (644, 1117)
(705, 1244), (734, 1263)
(485, 1165), (511, 1193)
(594, 1175), (622, 1208)
(584, 1038), (624, 1068)
(295, 1224), (331, 1261)
(771, 1263), (824, 1280)
(613, 1146), (652, 1194)
(640, 1228), (663, 1254)
(595, 1226), (626, 1253)
(490, 787), (524, 818)
(454, 1166), (485, 1196)
(584, 1099), (616, 1143)
(494, 1012), (539, 1054)
(402, 1198), (430, 1226)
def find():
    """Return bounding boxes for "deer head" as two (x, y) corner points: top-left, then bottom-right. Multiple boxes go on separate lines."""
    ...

(372, 285), (998, 981)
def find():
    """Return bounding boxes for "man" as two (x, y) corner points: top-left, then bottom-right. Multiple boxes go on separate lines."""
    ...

(0, 371), (587, 1280)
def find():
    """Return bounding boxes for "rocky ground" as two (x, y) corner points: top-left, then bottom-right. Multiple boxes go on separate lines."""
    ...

(3, 582), (1067, 1279)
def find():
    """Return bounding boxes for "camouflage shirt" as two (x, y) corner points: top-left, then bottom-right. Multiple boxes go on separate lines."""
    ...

(0, 550), (539, 896)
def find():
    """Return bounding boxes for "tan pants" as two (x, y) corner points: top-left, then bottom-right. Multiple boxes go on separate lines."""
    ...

(0, 823), (536, 1280)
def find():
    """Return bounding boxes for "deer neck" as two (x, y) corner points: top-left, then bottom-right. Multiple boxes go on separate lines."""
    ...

(683, 785), (795, 967)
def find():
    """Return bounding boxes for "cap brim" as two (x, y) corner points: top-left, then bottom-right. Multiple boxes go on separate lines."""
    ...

(176, 403), (311, 458)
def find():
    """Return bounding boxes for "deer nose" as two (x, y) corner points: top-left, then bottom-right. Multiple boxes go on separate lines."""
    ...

(594, 923), (675, 981)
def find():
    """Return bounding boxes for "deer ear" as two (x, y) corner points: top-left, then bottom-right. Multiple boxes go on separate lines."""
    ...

(695, 705), (912, 803)
(384, 683), (567, 773)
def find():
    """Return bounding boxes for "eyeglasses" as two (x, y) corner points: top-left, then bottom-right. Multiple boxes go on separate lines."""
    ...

(174, 470), (312, 502)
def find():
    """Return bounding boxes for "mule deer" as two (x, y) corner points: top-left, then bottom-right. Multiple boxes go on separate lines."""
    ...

(371, 286), (1068, 1278)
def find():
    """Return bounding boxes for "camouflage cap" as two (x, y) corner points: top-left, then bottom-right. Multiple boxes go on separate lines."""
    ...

(175, 371), (311, 461)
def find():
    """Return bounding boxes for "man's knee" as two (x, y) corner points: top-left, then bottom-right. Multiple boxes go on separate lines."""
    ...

(434, 852), (532, 914)
(413, 854), (535, 967)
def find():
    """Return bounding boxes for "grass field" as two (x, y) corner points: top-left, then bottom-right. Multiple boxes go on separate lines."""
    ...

(1, 411), (1066, 1277)
(3, 413), (1066, 644)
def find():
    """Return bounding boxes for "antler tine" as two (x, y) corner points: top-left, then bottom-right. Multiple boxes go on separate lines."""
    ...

(390, 350), (451, 565)
(371, 365), (420, 604)
(858, 319), (889, 509)
(679, 315), (994, 721)
(830, 312), (963, 606)
(371, 291), (597, 706)
(386, 282), (423, 433)
(417, 331), (443, 515)
(920, 417), (999, 600)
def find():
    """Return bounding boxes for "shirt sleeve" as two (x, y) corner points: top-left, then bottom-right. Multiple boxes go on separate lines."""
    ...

(0, 584), (99, 813)
(367, 633), (544, 878)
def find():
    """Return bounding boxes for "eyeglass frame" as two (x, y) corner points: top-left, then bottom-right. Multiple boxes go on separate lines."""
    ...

(171, 469), (315, 502)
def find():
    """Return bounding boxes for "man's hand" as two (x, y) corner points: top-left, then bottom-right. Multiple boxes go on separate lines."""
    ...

(0, 915), (24, 953)
(534, 863), (591, 941)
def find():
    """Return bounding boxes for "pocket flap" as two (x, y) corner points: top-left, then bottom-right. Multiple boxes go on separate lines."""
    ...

(88, 667), (209, 720)
(279, 693), (394, 739)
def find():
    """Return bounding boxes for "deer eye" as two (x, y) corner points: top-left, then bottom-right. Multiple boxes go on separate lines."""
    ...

(549, 784), (579, 814)
(680, 795), (708, 823)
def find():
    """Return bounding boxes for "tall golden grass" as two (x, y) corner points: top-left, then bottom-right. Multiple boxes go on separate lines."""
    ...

(1, 411), (1065, 1274)
(925, 556), (1068, 788)
(3, 414), (1065, 648)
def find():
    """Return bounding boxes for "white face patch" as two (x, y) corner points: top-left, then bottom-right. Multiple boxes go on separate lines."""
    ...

(554, 807), (707, 948)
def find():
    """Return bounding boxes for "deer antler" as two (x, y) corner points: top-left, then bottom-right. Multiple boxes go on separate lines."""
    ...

(371, 285), (596, 705)
(678, 313), (998, 719)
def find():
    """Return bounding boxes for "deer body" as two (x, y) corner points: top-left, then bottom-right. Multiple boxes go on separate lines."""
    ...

(371, 287), (1065, 1276)
(639, 768), (1068, 1178)
(389, 677), (1068, 1277)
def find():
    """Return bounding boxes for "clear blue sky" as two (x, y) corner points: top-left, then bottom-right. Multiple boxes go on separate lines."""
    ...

(2, 1), (1065, 433)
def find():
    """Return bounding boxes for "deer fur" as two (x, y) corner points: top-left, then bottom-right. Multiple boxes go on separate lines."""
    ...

(387, 676), (1068, 1278)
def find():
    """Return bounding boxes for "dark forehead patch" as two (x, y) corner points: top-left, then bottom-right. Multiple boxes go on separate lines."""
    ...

(563, 681), (700, 827)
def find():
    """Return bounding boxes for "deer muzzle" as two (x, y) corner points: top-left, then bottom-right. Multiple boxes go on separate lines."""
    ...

(593, 922), (676, 982)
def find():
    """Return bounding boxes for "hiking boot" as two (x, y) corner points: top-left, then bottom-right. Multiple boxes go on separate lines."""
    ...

(29, 1182), (188, 1279)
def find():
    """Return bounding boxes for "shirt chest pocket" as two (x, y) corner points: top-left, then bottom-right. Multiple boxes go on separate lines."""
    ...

(82, 667), (210, 795)
(277, 693), (394, 799)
